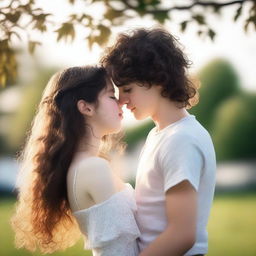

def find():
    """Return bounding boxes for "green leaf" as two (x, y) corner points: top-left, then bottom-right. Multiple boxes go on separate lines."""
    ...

(138, 0), (146, 11)
(87, 35), (94, 50)
(33, 13), (51, 32)
(80, 14), (92, 23)
(180, 21), (188, 32)
(96, 25), (111, 45)
(5, 12), (21, 23)
(104, 9), (123, 20)
(0, 43), (17, 87)
(10, 31), (22, 41)
(34, 21), (47, 32)
(0, 73), (7, 88)
(244, 19), (250, 32)
(153, 11), (169, 24)
(234, 6), (242, 22)
(0, 39), (9, 50)
(197, 30), (203, 37)
(55, 23), (75, 42)
(213, 5), (221, 15)
(193, 14), (205, 25)
(87, 25), (111, 49)
(244, 15), (256, 32)
(144, 0), (161, 5)
(28, 41), (41, 54)
(69, 14), (77, 21)
(20, 4), (32, 12)
(208, 28), (216, 41)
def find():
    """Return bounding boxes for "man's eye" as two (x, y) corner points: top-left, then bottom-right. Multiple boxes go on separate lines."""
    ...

(110, 96), (117, 100)
(123, 88), (131, 93)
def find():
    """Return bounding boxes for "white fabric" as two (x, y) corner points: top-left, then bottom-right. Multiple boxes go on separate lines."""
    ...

(73, 183), (140, 256)
(135, 114), (216, 255)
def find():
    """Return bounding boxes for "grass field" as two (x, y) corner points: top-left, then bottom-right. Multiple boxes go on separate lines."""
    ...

(1, 193), (256, 256)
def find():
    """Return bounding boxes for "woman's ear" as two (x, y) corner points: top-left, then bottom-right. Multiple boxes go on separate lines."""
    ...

(77, 100), (94, 117)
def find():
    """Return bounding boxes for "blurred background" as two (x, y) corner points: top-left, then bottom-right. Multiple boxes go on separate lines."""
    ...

(0, 0), (256, 255)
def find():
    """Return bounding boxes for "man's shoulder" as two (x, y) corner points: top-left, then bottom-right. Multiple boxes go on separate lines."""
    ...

(164, 130), (195, 145)
(166, 118), (212, 144)
(159, 130), (205, 156)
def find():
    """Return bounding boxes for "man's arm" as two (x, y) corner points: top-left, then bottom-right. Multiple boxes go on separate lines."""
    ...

(139, 180), (197, 256)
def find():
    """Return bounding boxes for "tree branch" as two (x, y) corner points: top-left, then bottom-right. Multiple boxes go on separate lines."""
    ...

(171, 0), (248, 10)
(121, 0), (252, 14)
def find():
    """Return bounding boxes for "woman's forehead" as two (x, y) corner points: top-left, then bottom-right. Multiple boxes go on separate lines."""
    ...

(100, 81), (115, 96)
(106, 80), (115, 92)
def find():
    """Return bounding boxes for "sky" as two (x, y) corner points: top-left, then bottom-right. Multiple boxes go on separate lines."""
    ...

(2, 0), (256, 127)
(34, 0), (256, 89)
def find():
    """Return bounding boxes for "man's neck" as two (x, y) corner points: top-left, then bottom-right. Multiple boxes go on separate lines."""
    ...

(151, 100), (189, 132)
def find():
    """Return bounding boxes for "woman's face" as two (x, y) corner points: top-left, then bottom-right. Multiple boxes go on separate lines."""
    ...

(93, 81), (123, 135)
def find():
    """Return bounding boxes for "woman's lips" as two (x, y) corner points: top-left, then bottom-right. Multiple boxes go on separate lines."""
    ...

(131, 107), (136, 112)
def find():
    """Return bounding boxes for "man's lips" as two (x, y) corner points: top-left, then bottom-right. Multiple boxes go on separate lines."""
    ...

(131, 107), (136, 112)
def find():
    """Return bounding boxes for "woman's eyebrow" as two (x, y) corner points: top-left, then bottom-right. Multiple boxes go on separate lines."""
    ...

(107, 88), (115, 93)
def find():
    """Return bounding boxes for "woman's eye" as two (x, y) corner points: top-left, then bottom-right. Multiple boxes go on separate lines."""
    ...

(110, 96), (117, 100)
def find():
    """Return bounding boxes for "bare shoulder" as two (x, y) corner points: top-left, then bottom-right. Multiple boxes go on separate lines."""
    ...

(76, 156), (112, 178)
(77, 156), (110, 168)
(75, 157), (117, 203)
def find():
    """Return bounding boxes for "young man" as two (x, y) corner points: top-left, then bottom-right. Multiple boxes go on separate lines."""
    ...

(102, 28), (216, 256)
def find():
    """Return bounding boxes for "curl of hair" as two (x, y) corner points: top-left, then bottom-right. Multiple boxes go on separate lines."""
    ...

(11, 66), (125, 253)
(101, 27), (199, 108)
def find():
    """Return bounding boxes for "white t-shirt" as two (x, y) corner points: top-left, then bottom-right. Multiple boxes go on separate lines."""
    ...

(135, 114), (216, 255)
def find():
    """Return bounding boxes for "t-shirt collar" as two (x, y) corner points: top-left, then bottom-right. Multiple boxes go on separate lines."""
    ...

(152, 114), (195, 135)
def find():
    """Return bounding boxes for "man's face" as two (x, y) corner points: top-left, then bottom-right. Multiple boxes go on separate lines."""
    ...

(118, 83), (161, 120)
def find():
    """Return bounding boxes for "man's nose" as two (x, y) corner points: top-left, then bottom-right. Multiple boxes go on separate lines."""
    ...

(118, 94), (129, 106)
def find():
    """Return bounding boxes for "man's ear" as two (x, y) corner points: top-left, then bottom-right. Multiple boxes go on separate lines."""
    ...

(77, 99), (94, 117)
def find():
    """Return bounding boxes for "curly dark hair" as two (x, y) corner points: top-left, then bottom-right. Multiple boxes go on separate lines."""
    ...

(101, 27), (198, 108)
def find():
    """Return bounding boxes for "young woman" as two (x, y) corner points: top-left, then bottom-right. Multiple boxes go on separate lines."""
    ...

(11, 66), (140, 255)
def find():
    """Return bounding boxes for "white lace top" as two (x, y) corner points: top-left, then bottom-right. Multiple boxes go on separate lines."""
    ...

(72, 183), (141, 256)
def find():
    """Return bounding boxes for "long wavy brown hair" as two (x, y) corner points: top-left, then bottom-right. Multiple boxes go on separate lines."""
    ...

(11, 66), (125, 253)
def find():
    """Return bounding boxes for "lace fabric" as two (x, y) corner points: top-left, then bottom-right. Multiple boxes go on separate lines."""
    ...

(72, 184), (141, 256)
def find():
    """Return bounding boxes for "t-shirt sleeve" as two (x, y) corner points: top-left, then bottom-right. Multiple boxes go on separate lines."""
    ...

(158, 135), (204, 192)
